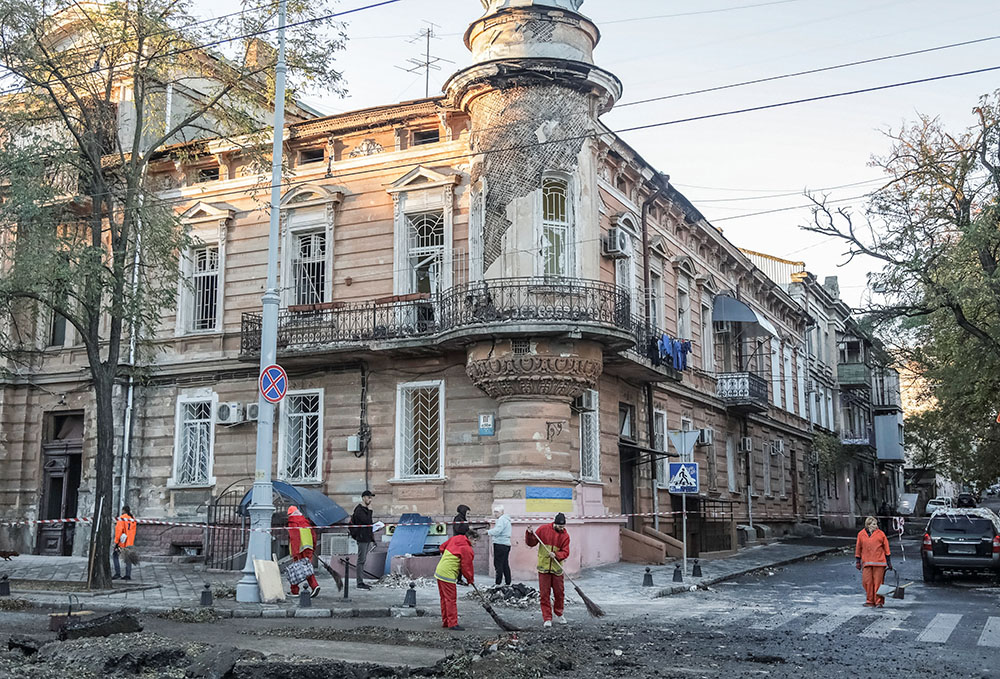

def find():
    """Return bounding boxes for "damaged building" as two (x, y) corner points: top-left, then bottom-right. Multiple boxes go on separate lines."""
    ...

(2, 0), (826, 577)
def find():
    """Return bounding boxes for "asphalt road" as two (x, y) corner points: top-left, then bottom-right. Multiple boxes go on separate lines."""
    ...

(2, 538), (998, 678)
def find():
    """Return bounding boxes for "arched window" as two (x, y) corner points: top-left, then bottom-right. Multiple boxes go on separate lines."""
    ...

(540, 177), (571, 277)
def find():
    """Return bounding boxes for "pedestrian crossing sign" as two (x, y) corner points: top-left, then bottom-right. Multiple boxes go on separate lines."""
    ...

(668, 462), (699, 494)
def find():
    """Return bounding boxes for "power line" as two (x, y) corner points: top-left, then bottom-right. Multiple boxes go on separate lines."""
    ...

(0, 0), (404, 96)
(617, 33), (1000, 109)
(32, 61), (996, 216)
(602, 0), (814, 25)
(712, 194), (870, 222)
(692, 178), (886, 203)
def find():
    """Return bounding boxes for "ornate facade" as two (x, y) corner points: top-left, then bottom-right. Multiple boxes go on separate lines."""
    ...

(1, 0), (818, 575)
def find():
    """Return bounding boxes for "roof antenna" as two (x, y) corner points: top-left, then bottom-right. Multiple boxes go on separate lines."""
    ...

(395, 22), (453, 98)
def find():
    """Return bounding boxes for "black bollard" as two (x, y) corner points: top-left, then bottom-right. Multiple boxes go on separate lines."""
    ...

(342, 558), (351, 602)
(673, 563), (683, 582)
(642, 567), (653, 587)
(403, 582), (417, 607)
(692, 559), (702, 578)
(299, 588), (312, 608)
(199, 583), (213, 607)
(0, 575), (9, 597)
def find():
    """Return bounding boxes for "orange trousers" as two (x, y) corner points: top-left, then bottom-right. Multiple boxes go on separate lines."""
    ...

(437, 580), (458, 628)
(862, 565), (886, 605)
(538, 572), (565, 621)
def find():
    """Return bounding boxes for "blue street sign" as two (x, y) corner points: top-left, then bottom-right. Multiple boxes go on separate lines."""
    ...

(259, 364), (288, 404)
(668, 462), (699, 494)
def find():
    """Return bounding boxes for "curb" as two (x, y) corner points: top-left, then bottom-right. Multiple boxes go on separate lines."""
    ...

(7, 599), (426, 620)
(654, 544), (846, 597)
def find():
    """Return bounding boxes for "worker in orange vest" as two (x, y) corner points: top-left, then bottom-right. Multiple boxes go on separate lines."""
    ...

(112, 505), (137, 580)
(287, 505), (321, 597)
(855, 515), (893, 607)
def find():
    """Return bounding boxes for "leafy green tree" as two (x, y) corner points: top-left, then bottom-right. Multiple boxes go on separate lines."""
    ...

(0, 0), (342, 587)
(802, 92), (1000, 492)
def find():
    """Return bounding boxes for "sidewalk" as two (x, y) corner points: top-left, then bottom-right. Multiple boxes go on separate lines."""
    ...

(0, 537), (852, 619)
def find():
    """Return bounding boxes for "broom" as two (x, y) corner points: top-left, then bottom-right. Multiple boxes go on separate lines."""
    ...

(468, 579), (520, 632)
(530, 529), (605, 618)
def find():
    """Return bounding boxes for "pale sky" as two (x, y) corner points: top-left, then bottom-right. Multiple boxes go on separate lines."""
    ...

(204, 0), (1000, 307)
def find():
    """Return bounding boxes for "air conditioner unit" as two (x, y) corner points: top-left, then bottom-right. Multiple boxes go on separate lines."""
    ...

(320, 533), (357, 557)
(697, 428), (714, 446)
(739, 436), (754, 452)
(771, 439), (785, 455)
(602, 227), (632, 258)
(245, 403), (259, 422)
(216, 402), (244, 425)
(571, 391), (597, 413)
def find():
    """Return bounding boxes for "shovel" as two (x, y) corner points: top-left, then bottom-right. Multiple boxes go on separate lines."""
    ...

(876, 569), (912, 600)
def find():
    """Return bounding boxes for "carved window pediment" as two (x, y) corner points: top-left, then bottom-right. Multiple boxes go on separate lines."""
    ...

(387, 166), (462, 194)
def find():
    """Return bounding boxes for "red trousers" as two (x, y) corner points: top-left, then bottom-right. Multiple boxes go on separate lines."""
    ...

(437, 579), (458, 628)
(862, 565), (886, 605)
(538, 572), (565, 621)
(289, 548), (320, 595)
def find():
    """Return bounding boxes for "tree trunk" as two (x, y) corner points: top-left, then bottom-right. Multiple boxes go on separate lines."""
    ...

(87, 369), (116, 590)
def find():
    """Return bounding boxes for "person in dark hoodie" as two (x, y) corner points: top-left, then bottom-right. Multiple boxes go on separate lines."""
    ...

(452, 504), (471, 535)
(349, 490), (376, 590)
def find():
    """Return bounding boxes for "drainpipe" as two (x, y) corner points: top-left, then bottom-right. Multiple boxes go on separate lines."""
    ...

(119, 200), (142, 512)
(641, 176), (667, 532)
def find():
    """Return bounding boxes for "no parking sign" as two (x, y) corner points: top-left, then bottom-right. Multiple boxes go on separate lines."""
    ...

(259, 364), (288, 404)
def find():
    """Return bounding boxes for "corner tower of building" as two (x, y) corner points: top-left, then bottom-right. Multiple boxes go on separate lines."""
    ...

(445, 0), (621, 279)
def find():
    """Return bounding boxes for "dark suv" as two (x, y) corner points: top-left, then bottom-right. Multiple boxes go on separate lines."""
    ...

(956, 493), (977, 508)
(922, 508), (1000, 582)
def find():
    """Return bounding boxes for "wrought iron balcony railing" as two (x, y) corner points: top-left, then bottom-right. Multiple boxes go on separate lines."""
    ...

(240, 277), (633, 356)
(716, 371), (769, 412)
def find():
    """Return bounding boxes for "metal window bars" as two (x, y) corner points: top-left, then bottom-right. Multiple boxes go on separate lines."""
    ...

(282, 392), (321, 482)
(178, 401), (212, 485)
(580, 391), (600, 481)
(400, 385), (440, 477)
(294, 232), (326, 305)
(192, 246), (219, 331)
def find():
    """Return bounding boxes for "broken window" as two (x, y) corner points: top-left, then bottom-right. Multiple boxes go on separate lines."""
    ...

(197, 167), (220, 183)
(397, 381), (443, 478)
(191, 245), (219, 331)
(299, 147), (325, 164)
(540, 177), (571, 277)
(281, 391), (322, 483)
(406, 211), (444, 295)
(293, 232), (327, 305)
(412, 129), (440, 146)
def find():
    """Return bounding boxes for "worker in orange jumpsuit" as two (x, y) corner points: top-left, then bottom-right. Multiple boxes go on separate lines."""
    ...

(526, 512), (571, 627)
(434, 529), (477, 630)
(855, 515), (893, 607)
(287, 505), (321, 598)
(112, 505), (137, 580)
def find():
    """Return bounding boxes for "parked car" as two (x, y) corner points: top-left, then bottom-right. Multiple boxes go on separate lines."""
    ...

(924, 497), (953, 516)
(922, 507), (1000, 582)
(957, 493), (978, 508)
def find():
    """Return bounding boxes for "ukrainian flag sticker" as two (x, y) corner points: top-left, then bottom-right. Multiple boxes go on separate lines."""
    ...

(525, 486), (574, 513)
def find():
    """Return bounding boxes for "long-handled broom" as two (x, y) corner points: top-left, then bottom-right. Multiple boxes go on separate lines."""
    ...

(530, 529), (605, 618)
(468, 579), (520, 632)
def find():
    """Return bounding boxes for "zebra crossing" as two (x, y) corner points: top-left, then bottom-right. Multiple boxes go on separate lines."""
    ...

(698, 604), (1000, 648)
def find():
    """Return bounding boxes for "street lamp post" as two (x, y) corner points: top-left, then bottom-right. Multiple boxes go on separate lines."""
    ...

(236, 0), (288, 603)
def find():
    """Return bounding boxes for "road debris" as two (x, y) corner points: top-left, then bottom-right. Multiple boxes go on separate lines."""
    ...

(58, 609), (142, 641)
(464, 583), (540, 609)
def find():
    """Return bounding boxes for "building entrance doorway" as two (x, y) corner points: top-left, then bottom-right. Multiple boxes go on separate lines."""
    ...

(37, 413), (83, 556)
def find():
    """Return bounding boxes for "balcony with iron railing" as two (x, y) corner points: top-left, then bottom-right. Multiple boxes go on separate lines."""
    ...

(715, 371), (769, 413)
(240, 277), (637, 358)
(837, 362), (872, 389)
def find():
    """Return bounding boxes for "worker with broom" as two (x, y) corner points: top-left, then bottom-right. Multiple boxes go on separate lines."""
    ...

(435, 528), (477, 631)
(526, 512), (571, 627)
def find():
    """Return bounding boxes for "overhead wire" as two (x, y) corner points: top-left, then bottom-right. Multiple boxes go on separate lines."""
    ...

(616, 33), (1000, 109)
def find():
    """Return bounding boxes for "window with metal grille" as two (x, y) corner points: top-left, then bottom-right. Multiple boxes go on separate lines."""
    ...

(281, 391), (322, 483)
(397, 382), (443, 478)
(406, 211), (444, 295)
(511, 339), (530, 355)
(191, 245), (219, 330)
(653, 409), (667, 487)
(174, 399), (213, 486)
(293, 232), (327, 305)
(580, 389), (600, 482)
(764, 443), (773, 496)
(726, 436), (738, 493)
(541, 177), (570, 277)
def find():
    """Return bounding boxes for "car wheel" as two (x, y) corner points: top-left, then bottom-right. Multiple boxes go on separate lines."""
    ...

(922, 560), (937, 583)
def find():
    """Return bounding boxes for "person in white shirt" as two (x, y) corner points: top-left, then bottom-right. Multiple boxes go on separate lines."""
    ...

(487, 505), (512, 586)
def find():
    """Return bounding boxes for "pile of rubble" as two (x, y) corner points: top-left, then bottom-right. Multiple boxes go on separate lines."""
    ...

(465, 583), (539, 609)
(375, 573), (435, 589)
